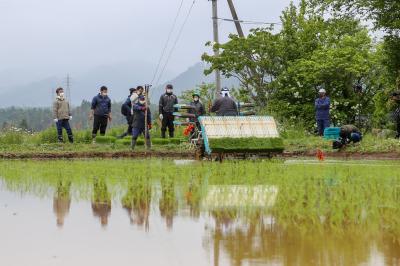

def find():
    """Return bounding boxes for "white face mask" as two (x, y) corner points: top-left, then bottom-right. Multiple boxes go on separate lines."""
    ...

(139, 101), (146, 105)
(166, 89), (173, 94)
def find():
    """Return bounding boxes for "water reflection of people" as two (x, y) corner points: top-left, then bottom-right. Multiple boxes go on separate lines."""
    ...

(185, 176), (202, 219)
(53, 180), (71, 228)
(122, 178), (152, 231)
(159, 177), (177, 229)
(91, 178), (111, 227)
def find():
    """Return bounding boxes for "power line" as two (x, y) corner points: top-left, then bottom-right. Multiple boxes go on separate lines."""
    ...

(154, 0), (196, 87)
(150, 0), (185, 85)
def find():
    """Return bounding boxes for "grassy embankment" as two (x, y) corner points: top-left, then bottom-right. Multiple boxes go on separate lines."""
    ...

(1, 125), (400, 156)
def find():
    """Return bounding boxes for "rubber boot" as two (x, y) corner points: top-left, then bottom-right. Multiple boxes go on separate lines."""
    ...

(169, 131), (174, 138)
(68, 135), (74, 144)
(161, 131), (166, 139)
(145, 139), (152, 150)
(131, 138), (137, 150)
(57, 136), (64, 143)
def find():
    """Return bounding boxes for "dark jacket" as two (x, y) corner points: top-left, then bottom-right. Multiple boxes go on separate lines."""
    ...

(315, 97), (330, 120)
(189, 101), (206, 118)
(211, 96), (238, 116)
(159, 93), (178, 114)
(91, 94), (111, 117)
(121, 96), (132, 117)
(132, 102), (152, 129)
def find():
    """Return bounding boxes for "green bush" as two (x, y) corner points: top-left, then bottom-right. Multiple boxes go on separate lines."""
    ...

(74, 130), (92, 144)
(208, 137), (285, 153)
(0, 131), (25, 144)
(36, 127), (59, 144)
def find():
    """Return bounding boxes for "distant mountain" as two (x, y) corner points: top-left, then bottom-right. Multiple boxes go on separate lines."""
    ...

(151, 62), (239, 102)
(0, 62), (240, 107)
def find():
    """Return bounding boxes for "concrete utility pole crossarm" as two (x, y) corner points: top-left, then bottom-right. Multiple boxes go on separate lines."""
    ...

(211, 0), (222, 97)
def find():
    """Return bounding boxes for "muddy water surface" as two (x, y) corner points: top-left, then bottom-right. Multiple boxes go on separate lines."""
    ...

(0, 159), (400, 266)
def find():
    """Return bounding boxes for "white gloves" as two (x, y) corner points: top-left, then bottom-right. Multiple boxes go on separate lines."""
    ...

(159, 114), (164, 120)
(69, 116), (72, 120)
(54, 119), (58, 123)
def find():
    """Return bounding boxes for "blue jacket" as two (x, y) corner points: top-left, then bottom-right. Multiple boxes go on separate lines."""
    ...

(315, 97), (330, 120)
(91, 94), (111, 117)
(132, 102), (151, 129)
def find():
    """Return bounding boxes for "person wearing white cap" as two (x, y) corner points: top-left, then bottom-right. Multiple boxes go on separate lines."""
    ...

(211, 87), (238, 116)
(315, 88), (330, 136)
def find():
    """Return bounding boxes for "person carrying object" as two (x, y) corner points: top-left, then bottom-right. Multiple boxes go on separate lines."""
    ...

(131, 95), (152, 150)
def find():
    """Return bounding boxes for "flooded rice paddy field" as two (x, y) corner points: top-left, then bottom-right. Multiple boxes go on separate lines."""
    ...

(0, 159), (400, 266)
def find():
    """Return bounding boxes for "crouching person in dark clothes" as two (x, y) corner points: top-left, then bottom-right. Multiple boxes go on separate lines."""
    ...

(333, 125), (362, 149)
(53, 87), (73, 143)
(90, 86), (112, 140)
(131, 95), (152, 150)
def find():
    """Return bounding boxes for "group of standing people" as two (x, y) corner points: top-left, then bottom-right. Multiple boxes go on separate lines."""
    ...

(52, 83), (241, 149)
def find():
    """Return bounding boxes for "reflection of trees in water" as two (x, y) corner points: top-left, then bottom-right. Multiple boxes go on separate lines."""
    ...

(159, 176), (178, 229)
(122, 177), (152, 231)
(205, 211), (400, 266)
(91, 178), (111, 227)
(53, 180), (71, 228)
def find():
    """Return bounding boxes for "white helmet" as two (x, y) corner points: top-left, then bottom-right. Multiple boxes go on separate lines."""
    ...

(319, 88), (326, 94)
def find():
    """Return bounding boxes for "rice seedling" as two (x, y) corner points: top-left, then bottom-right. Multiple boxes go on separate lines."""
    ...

(0, 159), (399, 235)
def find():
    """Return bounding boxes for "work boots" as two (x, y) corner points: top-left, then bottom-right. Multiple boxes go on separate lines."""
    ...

(68, 135), (74, 144)
(169, 131), (174, 138)
(161, 131), (166, 139)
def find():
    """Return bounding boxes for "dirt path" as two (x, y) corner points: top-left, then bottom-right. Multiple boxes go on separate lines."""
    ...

(0, 150), (400, 160)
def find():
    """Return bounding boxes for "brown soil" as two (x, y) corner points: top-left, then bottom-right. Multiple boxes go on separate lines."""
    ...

(0, 150), (399, 160)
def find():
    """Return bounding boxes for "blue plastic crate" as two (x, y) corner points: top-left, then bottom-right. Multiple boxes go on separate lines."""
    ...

(323, 127), (340, 140)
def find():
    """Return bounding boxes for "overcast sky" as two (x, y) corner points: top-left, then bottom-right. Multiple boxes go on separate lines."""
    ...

(0, 0), (297, 86)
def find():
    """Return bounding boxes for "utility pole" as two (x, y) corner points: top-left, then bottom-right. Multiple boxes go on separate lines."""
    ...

(211, 0), (222, 98)
(66, 74), (71, 103)
(226, 0), (244, 37)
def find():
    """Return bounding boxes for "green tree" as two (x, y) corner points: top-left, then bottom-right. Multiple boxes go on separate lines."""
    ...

(310, 0), (400, 83)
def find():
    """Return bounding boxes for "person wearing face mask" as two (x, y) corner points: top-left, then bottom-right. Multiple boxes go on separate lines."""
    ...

(211, 87), (238, 116)
(53, 87), (73, 143)
(189, 91), (206, 127)
(131, 95), (152, 150)
(90, 86), (112, 140)
(159, 84), (178, 138)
